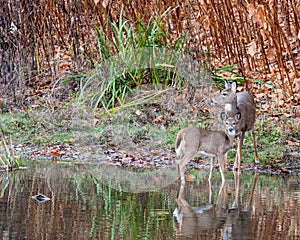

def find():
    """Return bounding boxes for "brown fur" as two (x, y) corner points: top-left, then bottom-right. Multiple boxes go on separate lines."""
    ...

(211, 80), (259, 171)
(175, 112), (240, 184)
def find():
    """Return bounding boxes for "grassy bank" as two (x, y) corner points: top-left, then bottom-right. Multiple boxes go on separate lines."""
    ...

(0, 94), (298, 171)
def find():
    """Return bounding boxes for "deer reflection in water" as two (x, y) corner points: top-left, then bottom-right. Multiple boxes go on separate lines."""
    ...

(173, 172), (258, 239)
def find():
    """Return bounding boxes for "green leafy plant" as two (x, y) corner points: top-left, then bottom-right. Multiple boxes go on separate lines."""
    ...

(77, 7), (185, 112)
(211, 64), (255, 88)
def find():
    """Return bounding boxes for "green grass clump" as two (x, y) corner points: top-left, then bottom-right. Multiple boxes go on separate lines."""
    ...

(75, 7), (186, 112)
(210, 64), (266, 89)
(0, 129), (22, 171)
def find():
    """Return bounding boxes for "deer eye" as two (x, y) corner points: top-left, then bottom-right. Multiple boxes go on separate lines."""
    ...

(222, 93), (227, 97)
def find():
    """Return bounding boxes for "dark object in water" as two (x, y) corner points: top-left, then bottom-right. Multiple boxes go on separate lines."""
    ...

(32, 193), (51, 203)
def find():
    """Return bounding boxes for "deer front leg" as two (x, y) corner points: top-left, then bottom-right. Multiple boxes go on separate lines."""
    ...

(223, 151), (228, 171)
(233, 170), (241, 208)
(250, 130), (259, 164)
(234, 132), (245, 172)
(208, 157), (214, 182)
(217, 153), (226, 184)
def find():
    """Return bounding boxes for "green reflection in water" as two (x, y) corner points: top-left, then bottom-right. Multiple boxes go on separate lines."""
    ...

(0, 160), (300, 239)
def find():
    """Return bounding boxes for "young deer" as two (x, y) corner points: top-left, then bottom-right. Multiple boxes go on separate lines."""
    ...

(175, 112), (241, 184)
(211, 80), (259, 171)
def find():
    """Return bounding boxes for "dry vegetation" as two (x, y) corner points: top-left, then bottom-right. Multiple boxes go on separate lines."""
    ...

(0, 0), (299, 110)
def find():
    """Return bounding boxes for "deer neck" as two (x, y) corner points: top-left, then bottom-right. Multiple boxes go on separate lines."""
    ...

(224, 97), (238, 113)
(226, 133), (235, 146)
(224, 104), (233, 112)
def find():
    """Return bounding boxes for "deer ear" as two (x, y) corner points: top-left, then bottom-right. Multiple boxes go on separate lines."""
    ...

(231, 81), (237, 92)
(235, 112), (241, 121)
(220, 112), (227, 121)
(224, 80), (230, 89)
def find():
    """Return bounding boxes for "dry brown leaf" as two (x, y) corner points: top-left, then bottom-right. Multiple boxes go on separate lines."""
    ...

(266, 46), (276, 61)
(246, 3), (256, 17)
(278, 100), (285, 106)
(294, 78), (300, 92)
(255, 93), (267, 99)
(102, 0), (109, 8)
(247, 41), (257, 57)
(185, 175), (193, 182)
(259, 29), (268, 41)
(30, 104), (41, 109)
(199, 0), (207, 10)
(274, 89), (283, 99)
(152, 115), (164, 124)
(198, 15), (210, 31)
(287, 140), (300, 147)
(253, 5), (266, 27)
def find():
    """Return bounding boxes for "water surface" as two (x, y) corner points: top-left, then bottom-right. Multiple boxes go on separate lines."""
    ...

(0, 161), (299, 239)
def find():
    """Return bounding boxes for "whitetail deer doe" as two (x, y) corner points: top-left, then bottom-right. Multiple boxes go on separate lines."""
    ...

(211, 80), (259, 171)
(175, 112), (241, 184)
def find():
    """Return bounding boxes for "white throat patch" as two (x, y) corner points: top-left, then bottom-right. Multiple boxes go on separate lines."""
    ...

(224, 104), (232, 112)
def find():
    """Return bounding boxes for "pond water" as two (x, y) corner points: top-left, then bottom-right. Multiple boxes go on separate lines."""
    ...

(0, 161), (300, 239)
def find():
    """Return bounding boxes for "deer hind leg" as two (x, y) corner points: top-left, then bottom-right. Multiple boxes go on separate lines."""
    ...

(176, 176), (186, 203)
(234, 132), (245, 172)
(250, 130), (259, 164)
(177, 161), (186, 185)
(177, 153), (195, 184)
